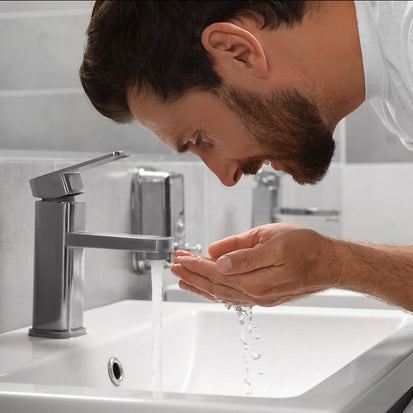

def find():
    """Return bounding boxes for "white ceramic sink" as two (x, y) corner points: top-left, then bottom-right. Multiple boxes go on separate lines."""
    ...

(0, 300), (413, 412)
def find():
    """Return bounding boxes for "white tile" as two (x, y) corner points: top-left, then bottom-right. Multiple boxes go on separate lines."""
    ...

(342, 164), (413, 244)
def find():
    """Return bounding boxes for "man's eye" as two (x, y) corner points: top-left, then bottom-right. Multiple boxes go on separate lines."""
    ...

(187, 133), (211, 150)
(195, 134), (203, 147)
(194, 134), (212, 148)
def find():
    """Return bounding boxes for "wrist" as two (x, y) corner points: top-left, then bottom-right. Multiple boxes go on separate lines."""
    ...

(313, 231), (340, 289)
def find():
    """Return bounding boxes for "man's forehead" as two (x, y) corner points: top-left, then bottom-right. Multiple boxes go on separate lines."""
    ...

(127, 89), (190, 149)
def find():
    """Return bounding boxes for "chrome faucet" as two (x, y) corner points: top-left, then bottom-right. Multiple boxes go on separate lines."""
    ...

(252, 167), (339, 226)
(28, 151), (173, 339)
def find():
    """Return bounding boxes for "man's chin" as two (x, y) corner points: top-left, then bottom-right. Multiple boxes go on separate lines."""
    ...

(280, 160), (329, 185)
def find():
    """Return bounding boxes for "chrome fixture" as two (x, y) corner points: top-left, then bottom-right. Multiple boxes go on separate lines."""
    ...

(108, 357), (124, 386)
(131, 168), (201, 274)
(28, 151), (174, 339)
(252, 168), (281, 227)
(252, 168), (339, 227)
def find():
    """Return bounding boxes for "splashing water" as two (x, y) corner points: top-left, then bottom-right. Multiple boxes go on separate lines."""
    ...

(151, 260), (164, 395)
(227, 305), (264, 395)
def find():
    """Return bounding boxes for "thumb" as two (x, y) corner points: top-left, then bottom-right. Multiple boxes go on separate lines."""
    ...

(208, 227), (261, 259)
(216, 242), (275, 274)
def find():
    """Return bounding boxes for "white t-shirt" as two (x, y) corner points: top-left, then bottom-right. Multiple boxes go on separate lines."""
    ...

(354, 1), (413, 150)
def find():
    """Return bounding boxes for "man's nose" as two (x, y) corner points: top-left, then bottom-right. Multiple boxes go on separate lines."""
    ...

(200, 154), (241, 187)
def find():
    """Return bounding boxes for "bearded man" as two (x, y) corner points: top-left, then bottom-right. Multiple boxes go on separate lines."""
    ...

(80, 1), (413, 310)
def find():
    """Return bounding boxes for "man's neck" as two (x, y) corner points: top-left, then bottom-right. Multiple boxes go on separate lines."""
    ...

(303, 0), (365, 123)
(260, 0), (365, 127)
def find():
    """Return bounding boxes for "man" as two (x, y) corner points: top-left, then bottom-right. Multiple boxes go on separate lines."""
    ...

(80, 1), (413, 310)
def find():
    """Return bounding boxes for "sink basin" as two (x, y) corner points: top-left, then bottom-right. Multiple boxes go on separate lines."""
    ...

(0, 300), (413, 412)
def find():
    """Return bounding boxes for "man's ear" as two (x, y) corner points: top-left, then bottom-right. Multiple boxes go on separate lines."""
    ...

(201, 22), (268, 80)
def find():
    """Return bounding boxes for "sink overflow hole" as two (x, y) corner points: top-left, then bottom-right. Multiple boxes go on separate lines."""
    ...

(108, 357), (124, 386)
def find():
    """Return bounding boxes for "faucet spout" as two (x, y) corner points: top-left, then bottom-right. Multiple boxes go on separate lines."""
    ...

(66, 232), (173, 260)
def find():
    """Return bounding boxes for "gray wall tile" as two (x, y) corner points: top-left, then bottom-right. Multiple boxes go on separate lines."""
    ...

(0, 92), (172, 154)
(0, 14), (90, 90)
(0, 2), (93, 12)
(0, 158), (53, 333)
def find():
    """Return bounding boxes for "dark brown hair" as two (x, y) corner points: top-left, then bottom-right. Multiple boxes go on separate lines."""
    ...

(79, 1), (311, 123)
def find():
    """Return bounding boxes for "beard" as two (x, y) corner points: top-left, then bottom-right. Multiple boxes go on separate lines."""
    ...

(221, 86), (336, 185)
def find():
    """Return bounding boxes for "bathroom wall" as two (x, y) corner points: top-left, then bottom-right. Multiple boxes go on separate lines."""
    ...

(343, 103), (413, 244)
(0, 1), (170, 154)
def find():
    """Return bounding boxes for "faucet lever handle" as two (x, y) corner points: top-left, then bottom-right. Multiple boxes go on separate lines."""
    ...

(30, 150), (131, 200)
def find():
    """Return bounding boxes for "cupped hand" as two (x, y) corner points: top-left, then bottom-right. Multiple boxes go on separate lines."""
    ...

(171, 223), (334, 307)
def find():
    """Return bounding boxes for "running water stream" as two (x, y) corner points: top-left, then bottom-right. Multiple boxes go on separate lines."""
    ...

(235, 306), (264, 395)
(151, 260), (164, 394)
(150, 261), (263, 396)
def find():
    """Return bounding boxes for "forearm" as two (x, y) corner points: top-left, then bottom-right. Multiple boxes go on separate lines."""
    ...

(327, 237), (413, 311)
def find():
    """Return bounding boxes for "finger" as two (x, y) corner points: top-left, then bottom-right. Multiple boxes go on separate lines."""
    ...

(178, 280), (219, 303)
(175, 256), (243, 290)
(171, 263), (253, 304)
(215, 241), (277, 274)
(208, 227), (262, 258)
(179, 281), (251, 307)
(208, 223), (302, 259)
(174, 250), (212, 261)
